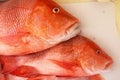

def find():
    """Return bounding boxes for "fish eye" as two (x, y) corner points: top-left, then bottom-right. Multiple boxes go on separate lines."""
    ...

(96, 50), (101, 54)
(53, 7), (60, 13)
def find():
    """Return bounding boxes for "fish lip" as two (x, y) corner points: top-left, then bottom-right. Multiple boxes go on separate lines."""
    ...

(61, 22), (80, 42)
(65, 23), (80, 35)
(104, 60), (113, 70)
(65, 22), (80, 38)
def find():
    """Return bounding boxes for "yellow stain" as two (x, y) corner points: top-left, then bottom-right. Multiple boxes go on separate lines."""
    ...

(112, 0), (120, 36)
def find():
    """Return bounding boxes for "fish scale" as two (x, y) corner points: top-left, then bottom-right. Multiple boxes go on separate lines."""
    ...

(0, 0), (34, 36)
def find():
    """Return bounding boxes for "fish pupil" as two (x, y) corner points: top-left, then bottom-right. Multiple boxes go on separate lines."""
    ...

(53, 8), (59, 13)
(96, 50), (101, 54)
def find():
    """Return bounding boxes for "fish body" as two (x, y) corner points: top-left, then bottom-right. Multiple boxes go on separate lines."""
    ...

(0, 0), (79, 55)
(0, 74), (5, 80)
(5, 74), (27, 80)
(5, 74), (103, 80)
(0, 35), (113, 78)
(0, 63), (5, 80)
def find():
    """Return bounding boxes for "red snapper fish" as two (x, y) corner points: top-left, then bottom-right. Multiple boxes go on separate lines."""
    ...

(5, 74), (103, 80)
(0, 35), (113, 78)
(0, 0), (79, 55)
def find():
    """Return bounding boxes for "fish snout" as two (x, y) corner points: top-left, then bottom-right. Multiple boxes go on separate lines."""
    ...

(104, 58), (113, 70)
(65, 23), (80, 37)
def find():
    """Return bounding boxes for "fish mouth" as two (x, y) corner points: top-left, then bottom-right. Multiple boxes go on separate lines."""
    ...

(104, 60), (113, 69)
(65, 23), (80, 35)
(64, 23), (80, 40)
(46, 22), (80, 44)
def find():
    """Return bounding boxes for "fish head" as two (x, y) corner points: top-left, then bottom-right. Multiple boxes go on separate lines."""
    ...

(28, 0), (80, 44)
(79, 37), (113, 75)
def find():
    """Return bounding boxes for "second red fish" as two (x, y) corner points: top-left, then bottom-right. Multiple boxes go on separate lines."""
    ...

(0, 35), (113, 78)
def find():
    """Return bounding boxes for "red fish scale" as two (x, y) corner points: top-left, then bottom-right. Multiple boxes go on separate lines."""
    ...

(0, 0), (35, 36)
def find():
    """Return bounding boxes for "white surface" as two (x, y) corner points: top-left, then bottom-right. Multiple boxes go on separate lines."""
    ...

(61, 2), (120, 80)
